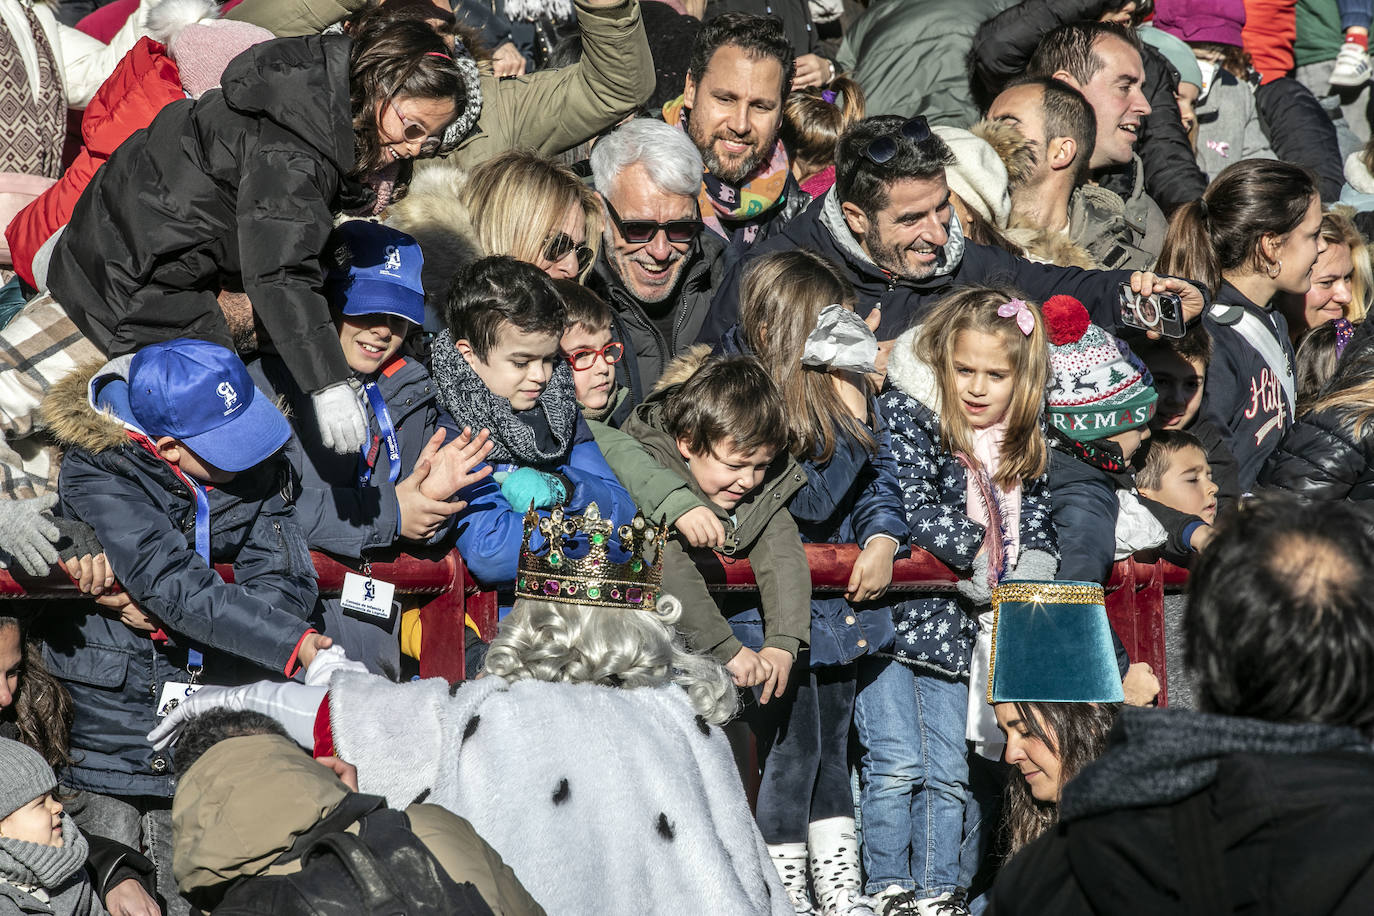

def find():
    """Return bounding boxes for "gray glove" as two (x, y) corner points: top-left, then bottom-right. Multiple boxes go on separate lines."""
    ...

(955, 551), (992, 607)
(1005, 548), (1059, 582)
(312, 380), (367, 455)
(0, 494), (61, 577)
(51, 517), (102, 563)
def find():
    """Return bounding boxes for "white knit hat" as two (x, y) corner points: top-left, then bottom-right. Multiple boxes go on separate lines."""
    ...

(932, 125), (1012, 229)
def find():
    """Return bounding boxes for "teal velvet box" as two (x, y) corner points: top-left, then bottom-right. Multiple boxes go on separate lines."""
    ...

(988, 580), (1125, 704)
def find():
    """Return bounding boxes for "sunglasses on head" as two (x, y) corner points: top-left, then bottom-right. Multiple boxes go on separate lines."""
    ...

(567, 340), (624, 371)
(542, 232), (594, 273)
(604, 198), (703, 246)
(862, 115), (934, 165)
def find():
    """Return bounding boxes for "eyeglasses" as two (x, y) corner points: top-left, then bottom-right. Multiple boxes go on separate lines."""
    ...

(862, 115), (934, 165)
(604, 198), (704, 246)
(566, 341), (624, 371)
(387, 100), (443, 155)
(542, 232), (594, 273)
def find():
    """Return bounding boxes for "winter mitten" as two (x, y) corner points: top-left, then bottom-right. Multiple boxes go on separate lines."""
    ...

(146, 680), (327, 751)
(303, 645), (373, 688)
(499, 467), (567, 512)
(768, 842), (817, 915)
(809, 817), (879, 916)
(954, 550), (991, 606)
(312, 380), (368, 455)
(1004, 548), (1058, 582)
(51, 517), (103, 562)
(0, 494), (61, 577)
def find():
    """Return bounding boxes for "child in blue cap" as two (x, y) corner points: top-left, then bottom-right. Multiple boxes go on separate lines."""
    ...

(38, 337), (328, 911)
(248, 221), (494, 678)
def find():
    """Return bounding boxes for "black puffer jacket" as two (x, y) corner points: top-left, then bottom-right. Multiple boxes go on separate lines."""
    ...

(49, 35), (365, 395)
(1254, 77), (1344, 203)
(968, 0), (1206, 213)
(1258, 404), (1374, 500)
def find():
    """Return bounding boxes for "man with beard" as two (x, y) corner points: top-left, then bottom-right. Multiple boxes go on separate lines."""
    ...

(662, 13), (810, 257)
(588, 118), (727, 406)
(699, 114), (1206, 351)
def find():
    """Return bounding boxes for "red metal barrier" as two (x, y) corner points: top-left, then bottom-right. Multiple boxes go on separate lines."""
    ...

(0, 547), (1182, 692)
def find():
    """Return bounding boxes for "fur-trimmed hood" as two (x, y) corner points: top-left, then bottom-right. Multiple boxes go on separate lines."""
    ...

(40, 356), (140, 454)
(385, 160), (483, 327)
(884, 325), (941, 412)
(649, 343), (712, 398)
(1005, 214), (1099, 270)
(971, 118), (1036, 189)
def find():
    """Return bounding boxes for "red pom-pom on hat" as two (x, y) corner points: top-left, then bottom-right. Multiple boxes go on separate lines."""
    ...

(1042, 295), (1091, 346)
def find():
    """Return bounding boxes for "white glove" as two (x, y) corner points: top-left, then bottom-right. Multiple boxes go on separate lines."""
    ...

(145, 679), (327, 751)
(312, 380), (367, 455)
(303, 645), (371, 688)
(0, 494), (61, 576)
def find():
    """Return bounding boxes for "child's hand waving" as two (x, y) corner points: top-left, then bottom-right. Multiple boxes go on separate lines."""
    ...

(675, 506), (726, 549)
(418, 428), (494, 501)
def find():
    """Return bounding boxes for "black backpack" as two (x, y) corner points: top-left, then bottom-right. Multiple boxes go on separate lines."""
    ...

(206, 795), (495, 916)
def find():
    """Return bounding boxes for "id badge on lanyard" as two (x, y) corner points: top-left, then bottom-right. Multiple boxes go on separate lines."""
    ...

(357, 382), (401, 487)
(157, 480), (209, 717)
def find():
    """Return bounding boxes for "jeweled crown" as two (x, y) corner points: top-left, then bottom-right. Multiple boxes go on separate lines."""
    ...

(515, 503), (669, 608)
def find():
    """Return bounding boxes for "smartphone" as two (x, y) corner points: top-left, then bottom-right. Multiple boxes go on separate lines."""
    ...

(1118, 284), (1186, 339)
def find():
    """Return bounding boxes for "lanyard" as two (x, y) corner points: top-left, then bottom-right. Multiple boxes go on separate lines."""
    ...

(185, 478), (210, 677)
(356, 382), (401, 487)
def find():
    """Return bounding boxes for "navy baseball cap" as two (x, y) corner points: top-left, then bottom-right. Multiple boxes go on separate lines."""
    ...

(128, 339), (291, 473)
(325, 221), (426, 325)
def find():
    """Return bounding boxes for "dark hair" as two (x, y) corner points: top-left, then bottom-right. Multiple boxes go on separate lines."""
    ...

(554, 279), (614, 334)
(1132, 323), (1213, 368)
(348, 16), (464, 177)
(1003, 76), (1097, 186)
(443, 256), (568, 359)
(1028, 21), (1142, 86)
(1295, 321), (1345, 413)
(662, 354), (788, 457)
(1135, 428), (1206, 491)
(1186, 495), (1374, 734)
(173, 708), (292, 775)
(1001, 701), (1118, 858)
(688, 12), (794, 94)
(0, 618), (72, 770)
(1157, 160), (1319, 296)
(835, 116), (955, 219)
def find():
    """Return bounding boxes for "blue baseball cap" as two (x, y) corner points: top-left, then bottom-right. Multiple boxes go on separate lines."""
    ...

(128, 339), (291, 473)
(325, 221), (426, 326)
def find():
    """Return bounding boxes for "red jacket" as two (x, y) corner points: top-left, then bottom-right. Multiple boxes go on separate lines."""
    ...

(5, 37), (185, 288)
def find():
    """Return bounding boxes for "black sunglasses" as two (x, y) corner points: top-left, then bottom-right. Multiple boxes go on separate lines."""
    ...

(604, 198), (704, 246)
(542, 232), (594, 273)
(862, 115), (934, 165)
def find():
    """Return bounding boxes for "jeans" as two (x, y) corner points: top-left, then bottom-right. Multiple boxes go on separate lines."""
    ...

(853, 656), (969, 898)
(747, 661), (859, 844)
(1338, 0), (1372, 32)
(65, 789), (189, 916)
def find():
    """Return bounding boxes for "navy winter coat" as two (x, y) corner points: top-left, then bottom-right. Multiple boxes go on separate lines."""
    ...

(42, 359), (317, 797)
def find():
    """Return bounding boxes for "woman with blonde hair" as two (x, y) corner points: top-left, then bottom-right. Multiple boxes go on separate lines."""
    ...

(780, 76), (866, 198)
(1276, 208), (1371, 344)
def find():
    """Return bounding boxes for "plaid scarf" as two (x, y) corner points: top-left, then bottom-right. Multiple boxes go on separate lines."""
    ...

(662, 95), (790, 246)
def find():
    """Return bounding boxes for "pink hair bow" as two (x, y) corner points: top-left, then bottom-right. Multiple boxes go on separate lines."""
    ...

(997, 298), (1035, 336)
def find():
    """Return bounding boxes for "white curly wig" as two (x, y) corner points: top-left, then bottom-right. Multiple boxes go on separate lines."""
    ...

(481, 594), (738, 725)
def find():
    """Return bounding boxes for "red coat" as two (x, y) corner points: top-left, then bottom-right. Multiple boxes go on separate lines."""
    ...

(5, 37), (184, 288)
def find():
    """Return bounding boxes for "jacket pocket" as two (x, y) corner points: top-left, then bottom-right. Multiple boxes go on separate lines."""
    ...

(42, 644), (130, 690)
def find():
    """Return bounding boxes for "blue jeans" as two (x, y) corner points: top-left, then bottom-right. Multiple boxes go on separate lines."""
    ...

(854, 656), (969, 898)
(65, 789), (188, 916)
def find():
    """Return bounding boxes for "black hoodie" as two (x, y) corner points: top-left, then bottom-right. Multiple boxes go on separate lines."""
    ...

(50, 34), (364, 395)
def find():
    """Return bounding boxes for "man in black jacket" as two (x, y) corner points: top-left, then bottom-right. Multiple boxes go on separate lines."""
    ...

(987, 495), (1374, 915)
(699, 115), (1205, 350)
(588, 118), (727, 407)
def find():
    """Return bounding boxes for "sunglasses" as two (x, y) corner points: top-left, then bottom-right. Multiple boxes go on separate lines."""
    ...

(567, 340), (624, 371)
(604, 198), (703, 246)
(542, 232), (594, 273)
(862, 115), (934, 165)
(387, 100), (443, 155)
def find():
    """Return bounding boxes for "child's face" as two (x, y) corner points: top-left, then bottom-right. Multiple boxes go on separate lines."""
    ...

(1107, 425), (1149, 463)
(951, 329), (1016, 429)
(336, 312), (410, 374)
(560, 323), (615, 410)
(156, 437), (237, 485)
(1145, 349), (1206, 432)
(0, 793), (63, 847)
(676, 438), (778, 511)
(458, 321), (562, 411)
(1139, 444), (1218, 525)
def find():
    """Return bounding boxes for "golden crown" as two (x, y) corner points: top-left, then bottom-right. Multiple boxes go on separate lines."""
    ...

(515, 503), (669, 609)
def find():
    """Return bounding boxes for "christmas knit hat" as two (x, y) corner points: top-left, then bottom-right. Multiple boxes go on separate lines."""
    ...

(1044, 294), (1157, 441)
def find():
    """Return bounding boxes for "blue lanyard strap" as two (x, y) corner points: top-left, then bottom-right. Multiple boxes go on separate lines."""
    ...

(356, 382), (401, 487)
(187, 480), (210, 673)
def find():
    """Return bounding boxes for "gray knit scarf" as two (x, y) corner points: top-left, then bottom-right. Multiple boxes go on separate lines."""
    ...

(0, 814), (88, 891)
(428, 329), (579, 466)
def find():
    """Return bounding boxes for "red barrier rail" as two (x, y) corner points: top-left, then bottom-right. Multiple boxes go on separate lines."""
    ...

(0, 548), (1184, 695)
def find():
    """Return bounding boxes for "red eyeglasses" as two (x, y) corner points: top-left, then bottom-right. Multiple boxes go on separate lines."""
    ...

(566, 341), (624, 371)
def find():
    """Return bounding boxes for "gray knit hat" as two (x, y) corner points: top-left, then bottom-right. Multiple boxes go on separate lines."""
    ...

(0, 738), (54, 821)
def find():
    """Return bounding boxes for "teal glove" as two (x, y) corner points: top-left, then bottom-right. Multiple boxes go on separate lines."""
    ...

(500, 467), (567, 512)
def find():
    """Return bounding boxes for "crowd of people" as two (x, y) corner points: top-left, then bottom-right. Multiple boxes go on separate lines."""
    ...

(0, 0), (1373, 912)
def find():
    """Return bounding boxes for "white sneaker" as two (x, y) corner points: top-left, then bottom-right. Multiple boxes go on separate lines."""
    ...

(1330, 41), (1372, 88)
(822, 887), (881, 916)
(913, 892), (970, 916)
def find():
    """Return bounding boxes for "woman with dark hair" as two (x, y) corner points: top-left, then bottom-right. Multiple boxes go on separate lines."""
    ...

(1156, 158), (1324, 490)
(46, 14), (466, 461)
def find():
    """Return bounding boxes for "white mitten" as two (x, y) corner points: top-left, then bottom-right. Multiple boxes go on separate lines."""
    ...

(145, 679), (327, 751)
(312, 380), (367, 455)
(303, 645), (371, 688)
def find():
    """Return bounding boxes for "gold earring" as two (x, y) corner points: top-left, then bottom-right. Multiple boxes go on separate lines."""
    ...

(1267, 258), (1282, 279)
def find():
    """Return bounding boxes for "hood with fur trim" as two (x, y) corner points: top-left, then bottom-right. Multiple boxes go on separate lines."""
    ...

(649, 344), (712, 399)
(384, 160), (483, 328)
(40, 357), (141, 455)
(884, 325), (941, 413)
(1005, 216), (1099, 270)
(972, 119), (1036, 189)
